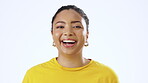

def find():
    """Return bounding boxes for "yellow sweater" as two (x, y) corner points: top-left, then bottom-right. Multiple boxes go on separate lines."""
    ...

(23, 57), (118, 83)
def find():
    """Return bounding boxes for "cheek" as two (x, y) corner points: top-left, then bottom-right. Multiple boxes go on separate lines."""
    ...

(53, 30), (62, 40)
(76, 30), (86, 40)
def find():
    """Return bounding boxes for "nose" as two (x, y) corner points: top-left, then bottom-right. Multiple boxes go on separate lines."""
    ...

(63, 26), (74, 36)
(63, 32), (74, 36)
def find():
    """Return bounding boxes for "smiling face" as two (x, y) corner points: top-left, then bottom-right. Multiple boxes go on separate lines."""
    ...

(52, 9), (88, 55)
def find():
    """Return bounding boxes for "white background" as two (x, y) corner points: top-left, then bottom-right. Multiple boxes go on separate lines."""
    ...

(0, 0), (148, 83)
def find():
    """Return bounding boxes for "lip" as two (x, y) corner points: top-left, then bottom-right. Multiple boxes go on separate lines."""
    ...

(61, 38), (77, 48)
(62, 38), (77, 41)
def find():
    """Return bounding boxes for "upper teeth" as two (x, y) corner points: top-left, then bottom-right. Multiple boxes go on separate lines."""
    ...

(63, 40), (76, 43)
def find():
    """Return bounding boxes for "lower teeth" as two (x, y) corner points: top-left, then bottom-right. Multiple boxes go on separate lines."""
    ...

(63, 42), (75, 44)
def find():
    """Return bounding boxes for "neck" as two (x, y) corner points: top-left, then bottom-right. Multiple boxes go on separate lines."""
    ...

(57, 52), (90, 68)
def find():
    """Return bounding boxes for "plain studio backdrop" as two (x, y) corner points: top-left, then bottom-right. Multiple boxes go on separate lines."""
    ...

(0, 0), (148, 83)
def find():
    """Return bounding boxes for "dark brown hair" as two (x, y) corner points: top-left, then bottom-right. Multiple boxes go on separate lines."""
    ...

(51, 5), (89, 32)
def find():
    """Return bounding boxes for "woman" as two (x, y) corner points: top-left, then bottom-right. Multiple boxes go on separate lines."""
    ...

(23, 5), (118, 83)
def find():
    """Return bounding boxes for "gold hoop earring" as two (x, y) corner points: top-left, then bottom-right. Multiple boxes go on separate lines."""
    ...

(52, 42), (56, 47)
(84, 41), (89, 47)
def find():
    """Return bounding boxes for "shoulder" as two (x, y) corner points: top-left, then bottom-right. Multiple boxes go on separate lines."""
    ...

(91, 60), (119, 82)
(25, 60), (51, 76)
(92, 61), (116, 74)
(24, 57), (57, 76)
(23, 61), (49, 83)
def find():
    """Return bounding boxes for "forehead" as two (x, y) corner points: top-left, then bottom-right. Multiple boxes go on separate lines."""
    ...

(54, 9), (83, 23)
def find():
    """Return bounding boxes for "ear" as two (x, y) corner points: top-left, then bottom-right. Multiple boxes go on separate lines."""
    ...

(51, 31), (53, 35)
(86, 31), (89, 40)
(51, 31), (54, 40)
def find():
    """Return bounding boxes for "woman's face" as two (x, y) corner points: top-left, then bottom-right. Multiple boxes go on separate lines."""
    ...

(52, 9), (88, 55)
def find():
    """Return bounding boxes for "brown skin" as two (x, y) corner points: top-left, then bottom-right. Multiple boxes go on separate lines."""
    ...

(51, 9), (90, 68)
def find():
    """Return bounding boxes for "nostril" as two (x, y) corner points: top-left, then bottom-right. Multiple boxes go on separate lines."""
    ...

(63, 32), (74, 36)
(69, 33), (73, 36)
(63, 33), (68, 36)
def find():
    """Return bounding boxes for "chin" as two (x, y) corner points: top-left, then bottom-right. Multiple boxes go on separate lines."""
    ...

(62, 50), (78, 55)
(60, 48), (82, 56)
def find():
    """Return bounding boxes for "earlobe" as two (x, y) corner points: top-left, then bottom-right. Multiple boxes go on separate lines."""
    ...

(84, 32), (89, 47)
(52, 42), (56, 47)
(84, 40), (89, 47)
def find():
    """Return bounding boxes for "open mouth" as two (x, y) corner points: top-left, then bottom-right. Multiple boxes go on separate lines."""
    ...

(61, 39), (77, 47)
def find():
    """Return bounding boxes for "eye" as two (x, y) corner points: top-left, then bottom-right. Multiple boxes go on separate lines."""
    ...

(73, 26), (82, 28)
(56, 26), (64, 29)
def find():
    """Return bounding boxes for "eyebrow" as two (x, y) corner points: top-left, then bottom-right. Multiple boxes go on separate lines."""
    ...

(55, 21), (82, 24)
(55, 21), (66, 24)
(71, 21), (81, 24)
